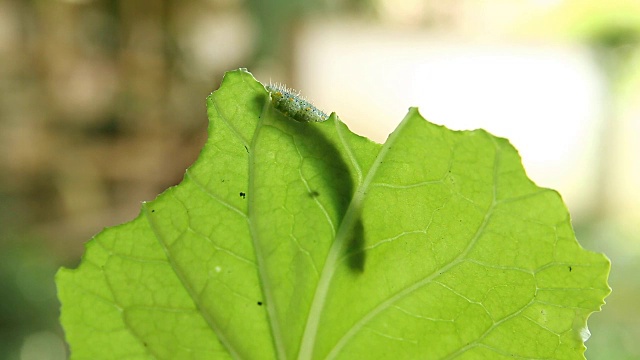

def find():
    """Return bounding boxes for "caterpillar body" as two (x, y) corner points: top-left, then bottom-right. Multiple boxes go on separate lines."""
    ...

(266, 83), (329, 123)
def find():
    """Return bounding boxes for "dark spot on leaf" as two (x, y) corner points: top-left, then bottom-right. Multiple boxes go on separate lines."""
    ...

(240, 192), (246, 199)
(151, 209), (155, 213)
(309, 191), (319, 198)
(244, 145), (249, 153)
(257, 301), (263, 306)
(569, 266), (572, 272)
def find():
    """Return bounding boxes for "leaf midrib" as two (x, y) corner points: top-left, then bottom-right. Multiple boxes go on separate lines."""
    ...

(248, 99), (288, 359)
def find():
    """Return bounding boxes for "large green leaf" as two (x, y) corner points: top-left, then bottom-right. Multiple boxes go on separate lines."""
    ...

(56, 69), (610, 359)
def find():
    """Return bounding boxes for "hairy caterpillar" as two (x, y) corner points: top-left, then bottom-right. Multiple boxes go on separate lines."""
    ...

(266, 83), (329, 123)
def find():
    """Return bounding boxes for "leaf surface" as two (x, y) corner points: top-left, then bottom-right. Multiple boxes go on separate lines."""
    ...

(57, 69), (610, 359)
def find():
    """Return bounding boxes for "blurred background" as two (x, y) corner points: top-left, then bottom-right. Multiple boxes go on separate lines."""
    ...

(0, 0), (638, 358)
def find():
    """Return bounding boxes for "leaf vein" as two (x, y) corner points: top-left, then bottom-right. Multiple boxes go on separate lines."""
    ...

(143, 201), (243, 360)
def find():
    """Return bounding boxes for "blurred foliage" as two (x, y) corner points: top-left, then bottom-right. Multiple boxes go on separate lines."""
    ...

(1, 0), (639, 358)
(527, 0), (640, 84)
(0, 238), (65, 360)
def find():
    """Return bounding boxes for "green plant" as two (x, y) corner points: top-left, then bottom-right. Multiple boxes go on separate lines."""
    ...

(56, 69), (610, 359)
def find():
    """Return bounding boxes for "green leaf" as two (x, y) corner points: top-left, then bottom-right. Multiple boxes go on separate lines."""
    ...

(56, 68), (611, 359)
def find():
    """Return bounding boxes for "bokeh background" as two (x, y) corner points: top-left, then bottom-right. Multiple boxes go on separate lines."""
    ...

(1, 0), (639, 359)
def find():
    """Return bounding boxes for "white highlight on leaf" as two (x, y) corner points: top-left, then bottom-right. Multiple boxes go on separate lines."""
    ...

(579, 324), (591, 342)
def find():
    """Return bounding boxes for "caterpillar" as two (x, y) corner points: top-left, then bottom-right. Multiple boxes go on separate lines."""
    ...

(266, 83), (329, 123)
